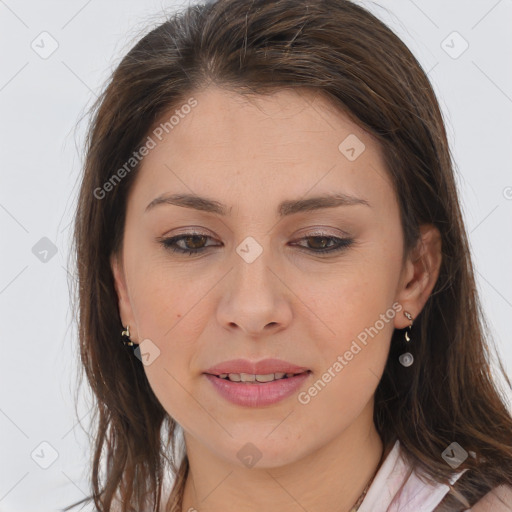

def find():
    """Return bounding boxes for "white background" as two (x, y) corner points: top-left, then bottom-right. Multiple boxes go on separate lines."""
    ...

(0, 1), (511, 510)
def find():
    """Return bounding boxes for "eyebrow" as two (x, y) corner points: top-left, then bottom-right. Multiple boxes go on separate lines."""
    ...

(145, 192), (371, 217)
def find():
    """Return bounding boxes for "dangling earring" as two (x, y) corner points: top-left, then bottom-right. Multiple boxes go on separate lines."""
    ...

(398, 311), (414, 367)
(121, 325), (134, 346)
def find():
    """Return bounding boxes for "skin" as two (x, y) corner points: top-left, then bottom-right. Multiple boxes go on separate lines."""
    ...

(471, 485), (512, 511)
(111, 85), (442, 512)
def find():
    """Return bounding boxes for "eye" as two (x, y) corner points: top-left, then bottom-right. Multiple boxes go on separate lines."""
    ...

(292, 234), (354, 254)
(158, 231), (355, 256)
(158, 233), (218, 256)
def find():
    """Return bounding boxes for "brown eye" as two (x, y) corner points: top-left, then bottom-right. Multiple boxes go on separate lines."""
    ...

(181, 235), (208, 250)
(159, 233), (218, 255)
(305, 236), (333, 250)
(292, 235), (354, 254)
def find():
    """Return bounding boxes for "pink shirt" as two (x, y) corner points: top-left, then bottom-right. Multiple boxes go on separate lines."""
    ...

(358, 439), (468, 512)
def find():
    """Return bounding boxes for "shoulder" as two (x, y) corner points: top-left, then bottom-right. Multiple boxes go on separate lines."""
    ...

(469, 485), (512, 511)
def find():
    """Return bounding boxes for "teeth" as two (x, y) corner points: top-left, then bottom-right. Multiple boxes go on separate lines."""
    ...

(255, 374), (275, 383)
(222, 373), (287, 382)
(218, 371), (307, 383)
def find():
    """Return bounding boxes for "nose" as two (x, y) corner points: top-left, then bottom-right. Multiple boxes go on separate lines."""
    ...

(216, 249), (293, 337)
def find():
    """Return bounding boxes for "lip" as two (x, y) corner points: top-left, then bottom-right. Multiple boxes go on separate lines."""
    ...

(204, 358), (310, 376)
(204, 371), (311, 407)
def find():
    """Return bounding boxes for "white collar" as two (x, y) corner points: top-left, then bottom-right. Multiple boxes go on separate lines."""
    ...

(358, 439), (468, 512)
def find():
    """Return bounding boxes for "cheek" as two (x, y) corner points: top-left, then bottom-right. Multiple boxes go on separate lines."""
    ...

(305, 254), (399, 348)
(125, 248), (191, 336)
(297, 258), (400, 412)
(295, 273), (397, 426)
(125, 266), (205, 414)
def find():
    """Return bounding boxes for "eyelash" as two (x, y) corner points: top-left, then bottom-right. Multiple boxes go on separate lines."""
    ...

(158, 232), (354, 256)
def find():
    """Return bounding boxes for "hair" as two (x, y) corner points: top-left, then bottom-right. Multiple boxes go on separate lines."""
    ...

(66, 0), (512, 511)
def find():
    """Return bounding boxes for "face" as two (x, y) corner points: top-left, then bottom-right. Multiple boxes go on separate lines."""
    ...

(111, 86), (423, 468)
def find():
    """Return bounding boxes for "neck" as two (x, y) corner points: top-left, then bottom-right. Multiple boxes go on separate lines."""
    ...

(180, 401), (384, 512)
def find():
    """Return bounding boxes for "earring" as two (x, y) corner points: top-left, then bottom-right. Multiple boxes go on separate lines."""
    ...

(404, 311), (413, 341)
(121, 325), (134, 346)
(398, 311), (414, 367)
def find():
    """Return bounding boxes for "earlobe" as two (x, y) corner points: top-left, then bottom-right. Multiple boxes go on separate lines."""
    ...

(395, 224), (442, 329)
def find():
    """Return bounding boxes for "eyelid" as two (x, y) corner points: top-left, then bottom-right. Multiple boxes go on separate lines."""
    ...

(292, 226), (352, 239)
(163, 224), (351, 239)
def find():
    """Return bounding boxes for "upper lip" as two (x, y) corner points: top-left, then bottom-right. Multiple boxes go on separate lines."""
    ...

(204, 358), (310, 376)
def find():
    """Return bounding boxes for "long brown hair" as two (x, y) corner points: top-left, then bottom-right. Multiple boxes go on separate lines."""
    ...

(67, 0), (512, 510)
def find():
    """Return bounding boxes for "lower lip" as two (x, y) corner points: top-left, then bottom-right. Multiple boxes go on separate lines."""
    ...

(204, 372), (311, 407)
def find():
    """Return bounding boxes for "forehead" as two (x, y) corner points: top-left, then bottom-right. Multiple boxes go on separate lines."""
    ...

(128, 86), (394, 216)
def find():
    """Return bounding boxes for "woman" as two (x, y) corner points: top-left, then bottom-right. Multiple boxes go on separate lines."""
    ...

(67, 0), (512, 510)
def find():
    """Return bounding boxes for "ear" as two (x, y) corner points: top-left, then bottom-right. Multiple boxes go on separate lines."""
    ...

(394, 223), (442, 329)
(110, 252), (139, 344)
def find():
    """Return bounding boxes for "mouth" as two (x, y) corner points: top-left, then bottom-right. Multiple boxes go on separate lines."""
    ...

(203, 358), (312, 406)
(207, 370), (312, 383)
(204, 369), (312, 407)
